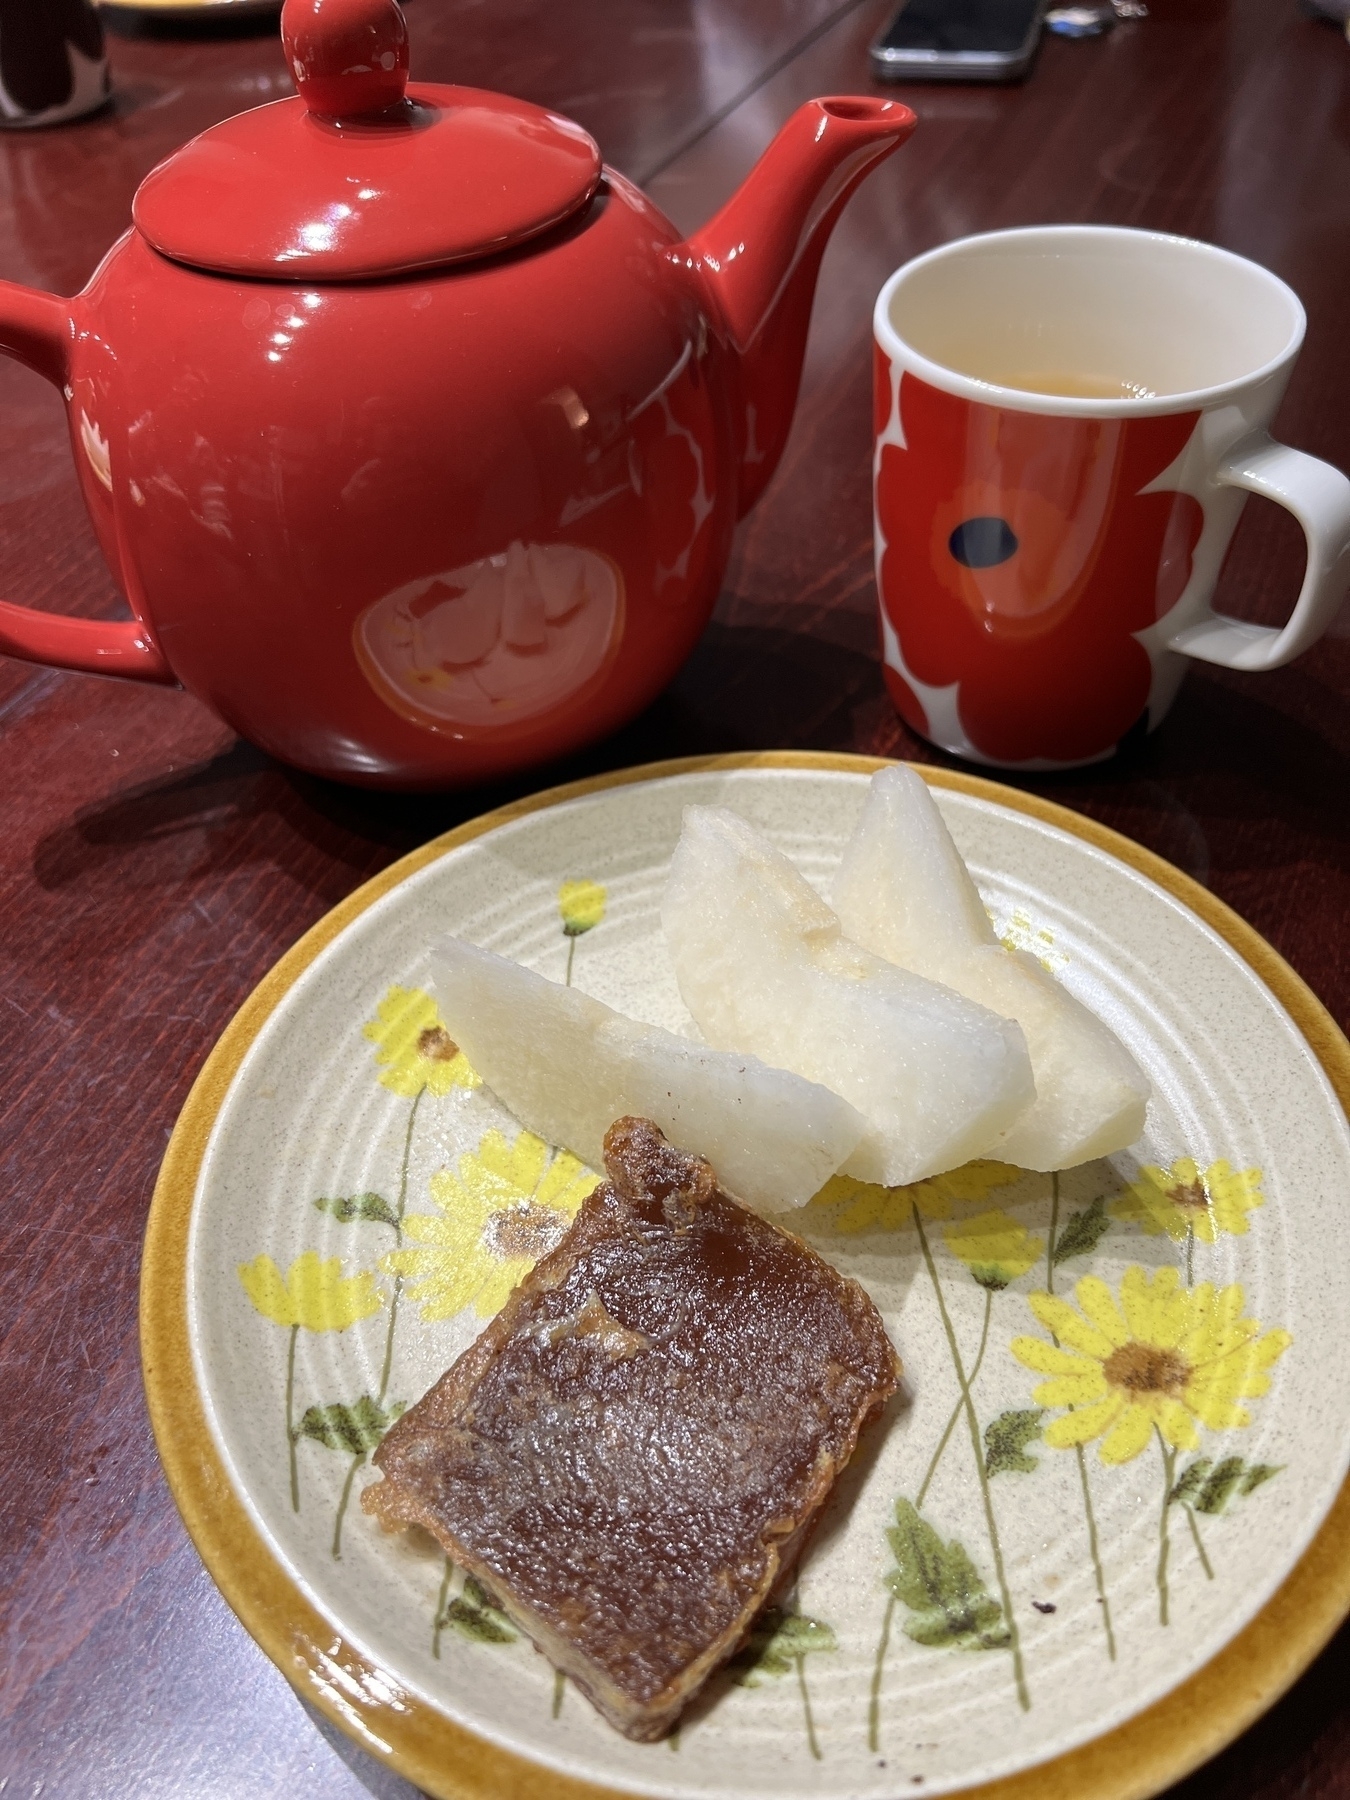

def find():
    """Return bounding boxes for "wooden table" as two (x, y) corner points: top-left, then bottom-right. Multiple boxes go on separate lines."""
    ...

(2, 2), (1347, 1794)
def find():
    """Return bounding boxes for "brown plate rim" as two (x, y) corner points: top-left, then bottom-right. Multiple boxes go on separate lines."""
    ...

(140, 749), (1350, 1800)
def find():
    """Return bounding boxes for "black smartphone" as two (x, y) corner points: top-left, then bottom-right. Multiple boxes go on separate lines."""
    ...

(870, 0), (1049, 81)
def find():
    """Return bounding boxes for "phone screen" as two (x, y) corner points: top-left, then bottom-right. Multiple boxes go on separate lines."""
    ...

(877, 0), (1043, 53)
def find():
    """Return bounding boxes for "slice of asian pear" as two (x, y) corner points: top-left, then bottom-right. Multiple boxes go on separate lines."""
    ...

(832, 765), (1148, 1170)
(430, 936), (866, 1211)
(660, 807), (1035, 1187)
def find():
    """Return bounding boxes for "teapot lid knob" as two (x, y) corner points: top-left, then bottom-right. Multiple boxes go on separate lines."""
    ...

(281, 0), (409, 120)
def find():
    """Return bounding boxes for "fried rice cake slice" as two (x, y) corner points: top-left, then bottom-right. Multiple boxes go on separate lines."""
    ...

(362, 1115), (899, 1740)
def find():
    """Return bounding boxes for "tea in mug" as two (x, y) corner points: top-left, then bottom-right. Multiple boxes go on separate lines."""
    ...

(984, 370), (1158, 399)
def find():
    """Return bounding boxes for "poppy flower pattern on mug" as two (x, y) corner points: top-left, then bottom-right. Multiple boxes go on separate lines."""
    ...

(875, 362), (1205, 765)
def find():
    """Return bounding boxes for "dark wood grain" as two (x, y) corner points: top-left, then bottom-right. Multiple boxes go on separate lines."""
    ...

(0, 2), (1347, 1795)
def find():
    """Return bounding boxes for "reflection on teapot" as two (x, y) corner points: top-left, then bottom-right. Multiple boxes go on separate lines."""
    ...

(355, 542), (623, 732)
(0, 0), (915, 788)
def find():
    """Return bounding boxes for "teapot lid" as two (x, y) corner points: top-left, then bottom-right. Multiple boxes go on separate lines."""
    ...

(133, 0), (602, 281)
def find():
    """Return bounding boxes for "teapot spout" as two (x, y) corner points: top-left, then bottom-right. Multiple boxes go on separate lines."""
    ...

(684, 97), (915, 517)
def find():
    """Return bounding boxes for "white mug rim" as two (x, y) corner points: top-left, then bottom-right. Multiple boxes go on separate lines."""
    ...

(873, 224), (1307, 418)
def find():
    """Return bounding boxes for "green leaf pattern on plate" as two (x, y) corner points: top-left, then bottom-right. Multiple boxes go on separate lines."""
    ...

(884, 1500), (1011, 1652)
(984, 1408), (1044, 1478)
(293, 1394), (406, 1455)
(314, 1192), (399, 1227)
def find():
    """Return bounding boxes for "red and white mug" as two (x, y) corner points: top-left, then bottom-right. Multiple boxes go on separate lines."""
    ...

(873, 226), (1350, 768)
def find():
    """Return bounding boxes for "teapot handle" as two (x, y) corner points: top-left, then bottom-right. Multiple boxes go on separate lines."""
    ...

(0, 283), (174, 684)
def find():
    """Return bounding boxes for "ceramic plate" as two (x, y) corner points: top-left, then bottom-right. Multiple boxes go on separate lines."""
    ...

(142, 753), (1350, 1800)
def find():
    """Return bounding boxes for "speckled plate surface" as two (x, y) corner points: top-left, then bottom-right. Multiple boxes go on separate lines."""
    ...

(141, 753), (1350, 1800)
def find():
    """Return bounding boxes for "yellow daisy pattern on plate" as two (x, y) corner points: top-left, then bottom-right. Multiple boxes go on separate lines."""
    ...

(810, 1160), (1023, 1233)
(558, 879), (607, 936)
(559, 878), (607, 985)
(1112, 1156), (1265, 1244)
(237, 1251), (385, 1511)
(363, 984), (480, 1097)
(944, 1209), (1043, 1290)
(238, 1250), (383, 1333)
(386, 1128), (600, 1320)
(997, 906), (1063, 972)
(1012, 1265), (1291, 1465)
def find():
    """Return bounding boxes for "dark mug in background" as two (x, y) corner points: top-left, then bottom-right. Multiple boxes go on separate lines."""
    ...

(0, 0), (109, 130)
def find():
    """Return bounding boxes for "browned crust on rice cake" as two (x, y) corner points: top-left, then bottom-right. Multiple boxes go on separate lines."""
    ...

(363, 1117), (899, 1740)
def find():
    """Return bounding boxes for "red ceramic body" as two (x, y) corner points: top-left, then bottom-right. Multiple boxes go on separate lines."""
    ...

(70, 174), (732, 786)
(875, 365), (1204, 766)
(0, 69), (914, 788)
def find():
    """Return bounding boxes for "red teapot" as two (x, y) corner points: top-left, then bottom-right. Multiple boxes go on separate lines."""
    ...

(0, 0), (913, 787)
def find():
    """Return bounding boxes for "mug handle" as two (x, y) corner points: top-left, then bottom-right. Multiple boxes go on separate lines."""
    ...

(0, 283), (173, 684)
(1166, 433), (1350, 672)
